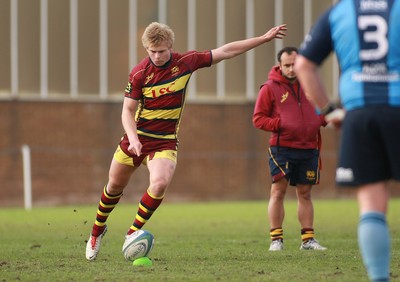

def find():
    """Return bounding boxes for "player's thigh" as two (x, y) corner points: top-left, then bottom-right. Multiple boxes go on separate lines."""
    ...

(270, 178), (289, 199)
(296, 184), (312, 200)
(338, 108), (394, 185)
(293, 149), (320, 185)
(108, 158), (137, 190)
(380, 107), (400, 181)
(147, 151), (177, 187)
(268, 146), (291, 182)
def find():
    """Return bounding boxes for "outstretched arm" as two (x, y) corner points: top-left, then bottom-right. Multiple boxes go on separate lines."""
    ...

(211, 24), (287, 65)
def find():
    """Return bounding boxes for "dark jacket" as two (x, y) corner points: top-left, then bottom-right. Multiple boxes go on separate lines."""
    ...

(253, 65), (326, 149)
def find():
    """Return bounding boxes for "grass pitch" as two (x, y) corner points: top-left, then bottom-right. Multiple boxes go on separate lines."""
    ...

(1, 199), (400, 281)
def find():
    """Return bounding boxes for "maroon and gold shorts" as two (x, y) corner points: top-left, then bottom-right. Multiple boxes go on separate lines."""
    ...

(113, 134), (178, 167)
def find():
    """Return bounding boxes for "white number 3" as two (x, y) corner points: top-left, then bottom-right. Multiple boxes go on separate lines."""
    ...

(358, 15), (388, 61)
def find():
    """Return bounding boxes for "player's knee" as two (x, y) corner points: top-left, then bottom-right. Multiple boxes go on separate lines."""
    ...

(106, 182), (126, 195)
(149, 178), (169, 195)
(270, 189), (286, 201)
(297, 189), (312, 201)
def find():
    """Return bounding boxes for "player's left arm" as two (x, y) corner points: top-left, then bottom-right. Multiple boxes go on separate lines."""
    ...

(122, 97), (142, 156)
(210, 24), (287, 65)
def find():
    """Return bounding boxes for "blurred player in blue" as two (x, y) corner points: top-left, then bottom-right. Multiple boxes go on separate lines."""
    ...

(295, 0), (400, 281)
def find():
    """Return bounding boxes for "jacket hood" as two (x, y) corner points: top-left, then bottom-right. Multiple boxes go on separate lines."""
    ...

(267, 65), (291, 85)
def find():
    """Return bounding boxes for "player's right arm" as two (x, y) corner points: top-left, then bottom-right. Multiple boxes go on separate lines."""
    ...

(121, 97), (142, 156)
(295, 6), (345, 128)
(211, 24), (287, 65)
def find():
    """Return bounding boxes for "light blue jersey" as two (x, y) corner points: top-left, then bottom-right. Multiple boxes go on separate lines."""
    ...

(299, 0), (400, 111)
(299, 2), (400, 281)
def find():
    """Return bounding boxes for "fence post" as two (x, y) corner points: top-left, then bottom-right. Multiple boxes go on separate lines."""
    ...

(21, 145), (32, 210)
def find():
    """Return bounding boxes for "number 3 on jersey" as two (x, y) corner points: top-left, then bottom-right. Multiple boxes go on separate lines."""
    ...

(358, 15), (388, 61)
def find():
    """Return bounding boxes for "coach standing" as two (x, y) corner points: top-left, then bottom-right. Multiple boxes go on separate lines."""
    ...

(253, 46), (327, 252)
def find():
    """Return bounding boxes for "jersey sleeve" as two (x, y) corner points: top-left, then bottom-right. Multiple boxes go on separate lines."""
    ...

(298, 7), (334, 66)
(180, 50), (212, 71)
(124, 65), (146, 100)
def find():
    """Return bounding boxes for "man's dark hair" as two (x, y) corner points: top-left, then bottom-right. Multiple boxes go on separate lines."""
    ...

(277, 46), (298, 62)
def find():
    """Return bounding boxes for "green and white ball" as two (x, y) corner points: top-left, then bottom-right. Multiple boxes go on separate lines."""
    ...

(122, 230), (154, 261)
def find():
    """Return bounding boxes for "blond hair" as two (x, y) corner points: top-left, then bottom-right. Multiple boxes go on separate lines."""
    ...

(142, 22), (175, 49)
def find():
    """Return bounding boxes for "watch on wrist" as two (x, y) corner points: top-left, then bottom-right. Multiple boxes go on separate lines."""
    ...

(320, 103), (335, 115)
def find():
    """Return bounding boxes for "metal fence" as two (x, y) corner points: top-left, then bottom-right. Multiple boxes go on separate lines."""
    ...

(0, 0), (337, 102)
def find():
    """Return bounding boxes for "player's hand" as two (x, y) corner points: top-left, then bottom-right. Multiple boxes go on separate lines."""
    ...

(325, 108), (345, 129)
(128, 139), (142, 156)
(264, 24), (287, 41)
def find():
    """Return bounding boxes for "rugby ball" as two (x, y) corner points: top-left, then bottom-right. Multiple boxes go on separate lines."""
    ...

(122, 230), (154, 261)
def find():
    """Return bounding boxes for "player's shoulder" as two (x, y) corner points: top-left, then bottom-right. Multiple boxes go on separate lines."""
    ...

(309, 0), (344, 28)
(129, 57), (152, 81)
(175, 50), (211, 63)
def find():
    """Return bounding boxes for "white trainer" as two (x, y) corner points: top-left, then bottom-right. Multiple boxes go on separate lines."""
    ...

(269, 239), (284, 251)
(300, 238), (327, 250)
(86, 225), (108, 261)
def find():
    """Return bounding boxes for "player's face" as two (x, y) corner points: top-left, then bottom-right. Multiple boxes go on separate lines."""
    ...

(279, 52), (297, 82)
(146, 42), (172, 67)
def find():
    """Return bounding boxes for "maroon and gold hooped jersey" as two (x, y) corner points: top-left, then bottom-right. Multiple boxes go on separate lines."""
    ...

(124, 51), (212, 142)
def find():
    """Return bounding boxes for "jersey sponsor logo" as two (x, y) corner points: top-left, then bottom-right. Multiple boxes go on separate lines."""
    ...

(143, 73), (190, 99)
(335, 167), (354, 182)
(170, 66), (180, 77)
(353, 70), (399, 82)
(359, 0), (388, 11)
(353, 63), (400, 82)
(151, 82), (176, 98)
(125, 82), (132, 94)
(280, 91), (289, 103)
(145, 73), (154, 85)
